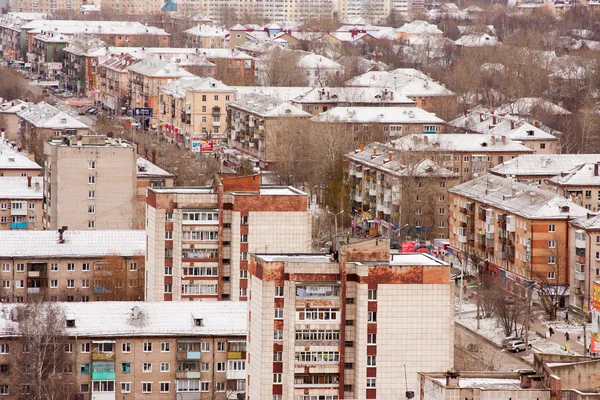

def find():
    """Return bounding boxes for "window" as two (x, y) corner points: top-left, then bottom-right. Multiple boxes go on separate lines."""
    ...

(549, 224), (556, 232)
(80, 383), (89, 392)
(122, 342), (131, 353)
(66, 279), (74, 288)
(548, 256), (555, 264)
(275, 286), (284, 297)
(273, 373), (282, 383)
(49, 280), (58, 288)
(92, 381), (114, 392)
(88, 190), (95, 199)
(65, 343), (73, 353)
(165, 231), (173, 240)
(367, 378), (376, 388)
(240, 270), (248, 279)
(1, 264), (7, 272)
(160, 342), (170, 352)
(200, 382), (210, 392)
(368, 311), (377, 323)
(201, 341), (210, 352)
(121, 363), (131, 374)
(129, 262), (138, 271)
(67, 263), (75, 271)
(240, 233), (248, 243)
(82, 263), (90, 271)
(439, 208), (446, 215)
(143, 362), (152, 372)
(217, 362), (226, 372)
(548, 240), (556, 248)
(143, 342), (152, 352)
(81, 343), (90, 353)
(0, 203), (5, 210)
(88, 161), (96, 169)
(88, 176), (95, 184)
(160, 382), (170, 393)
(202, 95), (207, 101)
(274, 308), (284, 319)
(121, 383), (131, 393)
(160, 362), (170, 372)
(88, 220), (95, 229)
(273, 351), (282, 361)
(164, 284), (172, 293)
(0, 385), (8, 395)
(217, 342), (226, 352)
(241, 215), (248, 225)
(367, 333), (376, 344)
(368, 289), (377, 301)
(274, 330), (283, 340)
(15, 280), (23, 289)
(0, 344), (9, 354)
(240, 252), (248, 261)
(367, 355), (377, 366)
(142, 382), (152, 393)
(165, 266), (172, 275)
(2, 281), (9, 289)
(548, 271), (556, 279)
(88, 205), (95, 214)
(216, 382), (225, 392)
(165, 213), (173, 221)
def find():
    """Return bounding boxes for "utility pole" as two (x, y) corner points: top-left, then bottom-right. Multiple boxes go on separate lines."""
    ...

(583, 323), (587, 356)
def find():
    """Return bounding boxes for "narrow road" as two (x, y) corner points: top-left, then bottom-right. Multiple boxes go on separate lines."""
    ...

(454, 324), (531, 371)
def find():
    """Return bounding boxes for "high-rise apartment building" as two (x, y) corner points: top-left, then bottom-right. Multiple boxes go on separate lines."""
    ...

(247, 238), (454, 400)
(191, 0), (333, 23)
(145, 174), (312, 302)
(43, 134), (137, 231)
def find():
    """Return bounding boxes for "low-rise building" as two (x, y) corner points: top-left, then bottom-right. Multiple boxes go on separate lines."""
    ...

(31, 31), (70, 79)
(145, 174), (312, 302)
(135, 155), (174, 206)
(0, 230), (144, 302)
(0, 139), (41, 178)
(0, 176), (43, 230)
(390, 134), (535, 182)
(247, 238), (454, 400)
(292, 87), (415, 115)
(97, 53), (140, 115)
(184, 24), (228, 48)
(448, 108), (559, 154)
(547, 162), (600, 212)
(449, 174), (588, 299)
(0, 301), (247, 400)
(157, 77), (235, 151)
(396, 20), (444, 43)
(43, 134), (137, 231)
(227, 94), (312, 170)
(311, 106), (446, 141)
(346, 142), (459, 241)
(0, 100), (28, 140)
(127, 57), (196, 119)
(0, 13), (47, 61)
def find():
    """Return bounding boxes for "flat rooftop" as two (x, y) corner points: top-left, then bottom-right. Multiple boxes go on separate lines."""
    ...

(254, 254), (332, 263)
(432, 377), (523, 389)
(254, 253), (449, 266)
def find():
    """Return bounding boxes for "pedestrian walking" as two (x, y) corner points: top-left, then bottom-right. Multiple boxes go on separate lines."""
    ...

(565, 332), (570, 341)
(565, 311), (569, 322)
(549, 327), (554, 336)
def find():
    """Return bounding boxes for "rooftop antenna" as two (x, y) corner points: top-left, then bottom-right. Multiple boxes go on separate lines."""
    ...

(404, 364), (408, 394)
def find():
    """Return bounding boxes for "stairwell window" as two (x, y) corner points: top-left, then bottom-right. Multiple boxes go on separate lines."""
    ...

(548, 256), (555, 264)
(548, 224), (556, 232)
(548, 271), (556, 279)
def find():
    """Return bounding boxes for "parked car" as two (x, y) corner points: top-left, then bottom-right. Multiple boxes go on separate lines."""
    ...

(87, 108), (98, 115)
(506, 340), (532, 352)
(501, 336), (523, 348)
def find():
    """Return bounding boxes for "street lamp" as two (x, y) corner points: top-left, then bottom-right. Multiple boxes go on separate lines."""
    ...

(327, 209), (344, 237)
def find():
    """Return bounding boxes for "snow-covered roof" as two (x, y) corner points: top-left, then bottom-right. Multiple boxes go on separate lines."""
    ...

(448, 108), (558, 141)
(17, 102), (89, 130)
(100, 53), (140, 73)
(62, 36), (107, 56)
(0, 141), (41, 171)
(431, 376), (523, 389)
(136, 156), (174, 179)
(397, 20), (443, 35)
(0, 230), (145, 258)
(346, 142), (458, 179)
(24, 20), (169, 36)
(297, 53), (342, 70)
(547, 162), (600, 187)
(184, 24), (228, 38)
(497, 98), (571, 116)
(345, 68), (455, 97)
(0, 176), (43, 199)
(449, 174), (590, 220)
(229, 94), (312, 118)
(490, 154), (600, 177)
(311, 106), (444, 124)
(455, 33), (499, 47)
(292, 87), (414, 105)
(127, 57), (196, 78)
(159, 77), (233, 98)
(232, 86), (312, 101)
(0, 99), (28, 114)
(0, 13), (48, 31)
(390, 133), (535, 153)
(34, 31), (71, 43)
(328, 31), (371, 43)
(0, 302), (247, 338)
(571, 214), (600, 231)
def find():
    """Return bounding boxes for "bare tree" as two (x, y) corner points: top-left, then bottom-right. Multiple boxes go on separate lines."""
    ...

(259, 48), (308, 87)
(94, 255), (145, 301)
(10, 301), (76, 400)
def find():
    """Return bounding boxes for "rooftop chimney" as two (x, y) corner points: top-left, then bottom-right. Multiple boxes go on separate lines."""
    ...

(444, 369), (460, 388)
(388, 151), (393, 162)
(501, 136), (507, 145)
(152, 150), (156, 165)
(492, 115), (497, 124)
(359, 141), (365, 152)
(479, 113), (483, 122)
(373, 146), (377, 155)
(510, 120), (515, 130)
(595, 162), (600, 177)
(534, 120), (540, 128)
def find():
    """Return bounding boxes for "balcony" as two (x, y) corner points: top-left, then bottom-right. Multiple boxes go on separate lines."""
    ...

(575, 270), (585, 281)
(91, 361), (115, 381)
(575, 232), (586, 249)
(212, 120), (221, 127)
(226, 369), (246, 380)
(355, 170), (363, 178)
(227, 351), (246, 359)
(177, 351), (201, 360)
(354, 193), (362, 203)
(458, 234), (467, 243)
(27, 287), (40, 294)
(10, 208), (27, 216)
(176, 371), (200, 379)
(92, 351), (115, 361)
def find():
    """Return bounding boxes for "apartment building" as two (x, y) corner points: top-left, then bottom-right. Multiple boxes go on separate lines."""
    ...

(448, 108), (559, 155)
(227, 94), (312, 170)
(292, 87), (416, 116)
(390, 134), (535, 182)
(0, 301), (247, 400)
(0, 176), (43, 230)
(31, 30), (70, 78)
(345, 142), (459, 242)
(145, 174), (312, 303)
(311, 107), (445, 140)
(546, 163), (600, 212)
(193, 0), (333, 22)
(97, 53), (140, 115)
(184, 25), (228, 48)
(345, 68), (457, 120)
(0, 230), (144, 303)
(0, 139), (42, 178)
(136, 156), (174, 205)
(43, 134), (137, 231)
(568, 215), (600, 314)
(247, 238), (454, 400)
(0, 100), (28, 139)
(127, 58), (196, 118)
(448, 174), (588, 297)
(0, 13), (47, 61)
(157, 77), (235, 152)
